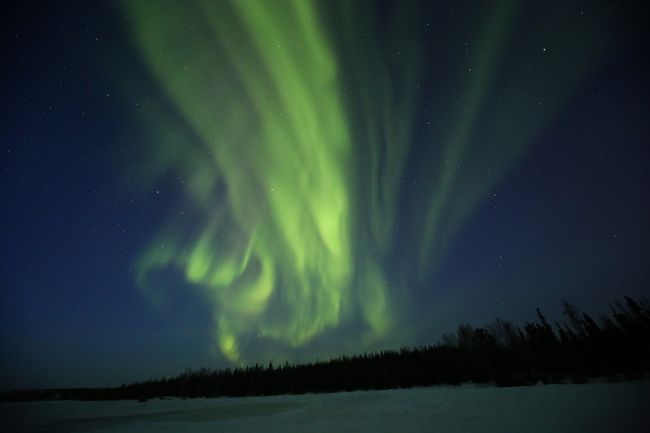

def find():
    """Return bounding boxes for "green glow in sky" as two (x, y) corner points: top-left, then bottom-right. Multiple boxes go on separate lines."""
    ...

(122, 0), (604, 364)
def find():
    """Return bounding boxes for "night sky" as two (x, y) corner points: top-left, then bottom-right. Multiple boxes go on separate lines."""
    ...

(2, 0), (649, 390)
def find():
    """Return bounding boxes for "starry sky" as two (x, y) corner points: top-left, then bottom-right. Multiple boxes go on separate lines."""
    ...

(2, 0), (649, 390)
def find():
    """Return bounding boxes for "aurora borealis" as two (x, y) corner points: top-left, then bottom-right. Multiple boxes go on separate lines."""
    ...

(2, 0), (650, 388)
(121, 0), (606, 364)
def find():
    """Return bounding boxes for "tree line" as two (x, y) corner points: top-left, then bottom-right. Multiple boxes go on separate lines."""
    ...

(2, 296), (649, 401)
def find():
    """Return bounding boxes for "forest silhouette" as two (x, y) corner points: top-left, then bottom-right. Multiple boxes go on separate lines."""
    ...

(3, 297), (649, 401)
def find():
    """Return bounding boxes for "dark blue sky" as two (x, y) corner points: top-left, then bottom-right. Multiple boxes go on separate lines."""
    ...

(1, 0), (649, 389)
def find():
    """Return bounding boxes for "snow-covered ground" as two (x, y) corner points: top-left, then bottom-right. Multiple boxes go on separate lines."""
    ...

(2, 381), (648, 432)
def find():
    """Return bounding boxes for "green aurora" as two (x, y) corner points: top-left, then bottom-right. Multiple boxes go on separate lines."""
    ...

(121, 0), (607, 364)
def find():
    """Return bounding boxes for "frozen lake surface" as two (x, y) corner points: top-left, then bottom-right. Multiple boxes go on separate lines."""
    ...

(2, 381), (648, 432)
